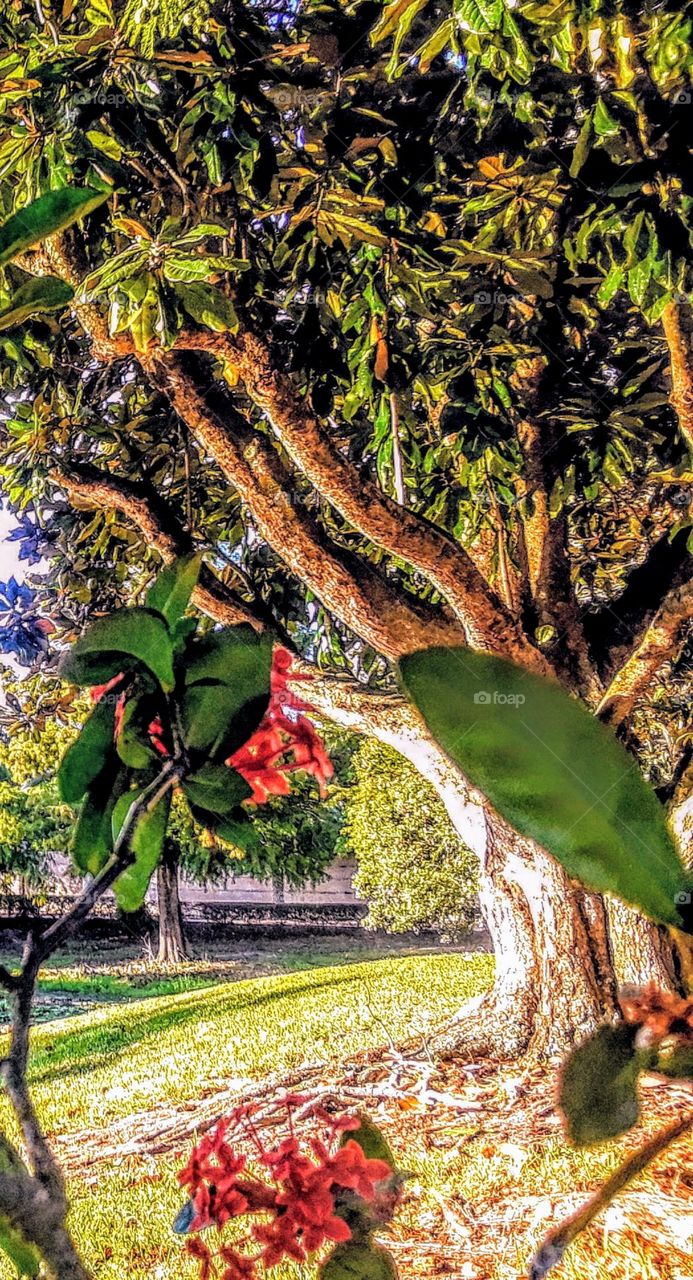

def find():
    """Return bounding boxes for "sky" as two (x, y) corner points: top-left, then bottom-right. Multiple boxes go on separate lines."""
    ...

(0, 506), (23, 578)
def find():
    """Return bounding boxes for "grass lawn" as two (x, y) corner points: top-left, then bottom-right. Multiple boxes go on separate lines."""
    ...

(0, 949), (494, 1279)
(0, 946), (690, 1280)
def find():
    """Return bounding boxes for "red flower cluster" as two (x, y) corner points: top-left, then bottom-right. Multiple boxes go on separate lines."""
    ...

(177, 1099), (392, 1280)
(91, 649), (331, 807)
(621, 983), (693, 1047)
(227, 648), (333, 804)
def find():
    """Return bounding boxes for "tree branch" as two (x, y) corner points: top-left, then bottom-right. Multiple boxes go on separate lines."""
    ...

(214, 327), (548, 670)
(51, 462), (264, 630)
(662, 299), (693, 453)
(597, 575), (693, 728)
(0, 761), (180, 1279)
(530, 1110), (693, 1278)
(152, 352), (464, 661)
(586, 523), (693, 672)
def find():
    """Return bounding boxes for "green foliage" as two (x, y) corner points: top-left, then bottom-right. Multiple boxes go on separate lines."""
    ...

(180, 626), (274, 762)
(0, 1137), (40, 1276)
(0, 187), (109, 268)
(560, 1025), (649, 1146)
(57, 558), (273, 910)
(112, 787), (172, 912)
(400, 647), (691, 929)
(344, 739), (478, 935)
(0, 277), (73, 332)
(59, 607), (176, 692)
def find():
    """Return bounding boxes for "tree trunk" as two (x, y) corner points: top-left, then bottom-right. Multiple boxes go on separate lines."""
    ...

(304, 682), (632, 1060)
(156, 845), (188, 964)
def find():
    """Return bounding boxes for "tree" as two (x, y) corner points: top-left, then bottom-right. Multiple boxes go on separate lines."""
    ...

(0, 675), (76, 895)
(0, 0), (691, 1058)
(344, 738), (478, 935)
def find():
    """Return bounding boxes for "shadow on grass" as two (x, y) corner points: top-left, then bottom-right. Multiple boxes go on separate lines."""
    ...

(26, 967), (360, 1087)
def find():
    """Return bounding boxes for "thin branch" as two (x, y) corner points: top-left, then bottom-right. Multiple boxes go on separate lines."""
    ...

(0, 760), (181, 1278)
(529, 1110), (693, 1278)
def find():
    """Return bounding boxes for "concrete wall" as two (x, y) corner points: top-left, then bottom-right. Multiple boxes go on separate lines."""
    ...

(35, 853), (359, 908)
(173, 857), (358, 907)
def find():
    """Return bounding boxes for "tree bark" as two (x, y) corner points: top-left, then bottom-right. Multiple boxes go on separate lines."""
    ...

(156, 845), (188, 964)
(306, 682), (619, 1059)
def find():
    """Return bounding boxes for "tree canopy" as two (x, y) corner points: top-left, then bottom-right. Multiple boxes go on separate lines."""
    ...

(0, 0), (691, 1057)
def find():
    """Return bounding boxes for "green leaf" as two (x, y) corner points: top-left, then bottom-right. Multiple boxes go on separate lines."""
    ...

(116, 697), (159, 769)
(58, 698), (116, 804)
(0, 186), (110, 268)
(70, 772), (125, 875)
(60, 608), (175, 692)
(146, 554), (201, 627)
(399, 648), (690, 928)
(173, 281), (238, 332)
(0, 1216), (41, 1278)
(0, 276), (73, 331)
(343, 1115), (397, 1169)
(181, 626), (274, 760)
(182, 763), (251, 815)
(593, 98), (620, 137)
(560, 1025), (648, 1145)
(113, 788), (171, 912)
(320, 1243), (398, 1280)
(196, 805), (259, 852)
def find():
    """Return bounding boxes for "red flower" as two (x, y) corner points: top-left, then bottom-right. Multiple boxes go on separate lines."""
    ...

(227, 648), (333, 805)
(326, 1140), (392, 1199)
(186, 1238), (213, 1280)
(177, 1100), (396, 1279)
(219, 1247), (258, 1280)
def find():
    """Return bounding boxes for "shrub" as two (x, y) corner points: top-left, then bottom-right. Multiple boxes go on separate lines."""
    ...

(343, 739), (478, 935)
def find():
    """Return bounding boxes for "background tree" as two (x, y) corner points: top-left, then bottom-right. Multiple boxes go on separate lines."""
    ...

(0, 0), (691, 1058)
(345, 738), (479, 935)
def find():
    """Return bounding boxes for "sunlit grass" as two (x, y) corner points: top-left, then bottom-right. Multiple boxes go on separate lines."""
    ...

(0, 950), (684, 1280)
(0, 953), (493, 1137)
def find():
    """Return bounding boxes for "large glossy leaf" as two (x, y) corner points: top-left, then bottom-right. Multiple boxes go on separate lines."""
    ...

(60, 608), (175, 691)
(0, 275), (73, 331)
(560, 1025), (649, 1145)
(181, 626), (273, 759)
(0, 186), (110, 268)
(399, 648), (690, 928)
(146, 553), (201, 628)
(182, 763), (251, 815)
(113, 787), (171, 912)
(58, 698), (116, 804)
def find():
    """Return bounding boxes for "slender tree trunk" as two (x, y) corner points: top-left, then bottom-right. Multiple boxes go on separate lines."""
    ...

(156, 844), (188, 964)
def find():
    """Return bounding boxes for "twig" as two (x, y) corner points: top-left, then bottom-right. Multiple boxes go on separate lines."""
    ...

(529, 1111), (693, 1278)
(0, 759), (180, 1279)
